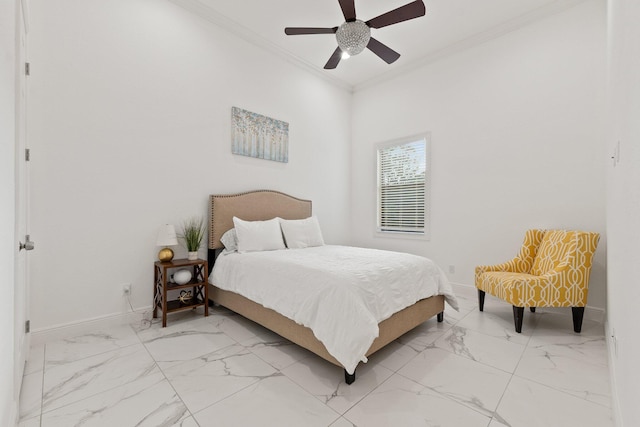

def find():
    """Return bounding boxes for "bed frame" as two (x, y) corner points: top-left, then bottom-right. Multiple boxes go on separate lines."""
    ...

(208, 190), (444, 384)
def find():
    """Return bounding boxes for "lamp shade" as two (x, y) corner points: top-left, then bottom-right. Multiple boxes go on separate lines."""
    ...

(156, 224), (178, 246)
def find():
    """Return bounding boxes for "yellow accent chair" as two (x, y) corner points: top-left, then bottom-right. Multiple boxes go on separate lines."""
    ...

(475, 229), (600, 333)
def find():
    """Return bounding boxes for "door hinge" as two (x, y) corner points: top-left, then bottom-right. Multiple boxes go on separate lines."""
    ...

(25, 320), (30, 333)
(25, 62), (30, 76)
(25, 148), (30, 161)
(19, 235), (35, 251)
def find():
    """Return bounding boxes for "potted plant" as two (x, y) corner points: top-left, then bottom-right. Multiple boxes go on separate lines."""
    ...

(180, 217), (206, 260)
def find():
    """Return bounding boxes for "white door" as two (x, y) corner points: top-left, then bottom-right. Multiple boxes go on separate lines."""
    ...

(14, 0), (31, 394)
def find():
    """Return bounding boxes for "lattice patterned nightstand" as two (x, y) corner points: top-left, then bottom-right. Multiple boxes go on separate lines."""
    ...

(153, 258), (209, 327)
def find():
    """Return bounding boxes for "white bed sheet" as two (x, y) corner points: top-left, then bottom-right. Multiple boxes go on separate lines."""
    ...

(210, 245), (458, 374)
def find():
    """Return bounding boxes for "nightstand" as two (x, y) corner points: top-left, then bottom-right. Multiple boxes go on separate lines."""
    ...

(153, 258), (209, 327)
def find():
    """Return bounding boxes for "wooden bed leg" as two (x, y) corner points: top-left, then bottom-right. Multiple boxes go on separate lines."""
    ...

(344, 369), (356, 385)
(437, 312), (444, 323)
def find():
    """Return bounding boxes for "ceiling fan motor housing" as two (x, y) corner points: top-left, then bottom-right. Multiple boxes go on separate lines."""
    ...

(336, 20), (371, 56)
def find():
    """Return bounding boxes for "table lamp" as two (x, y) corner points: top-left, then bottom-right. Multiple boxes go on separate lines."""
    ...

(156, 224), (178, 262)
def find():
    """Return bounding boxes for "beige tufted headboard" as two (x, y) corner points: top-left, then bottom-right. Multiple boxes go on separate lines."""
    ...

(208, 190), (312, 250)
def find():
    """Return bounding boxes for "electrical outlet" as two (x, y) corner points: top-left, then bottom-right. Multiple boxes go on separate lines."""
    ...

(448, 265), (455, 274)
(122, 283), (131, 296)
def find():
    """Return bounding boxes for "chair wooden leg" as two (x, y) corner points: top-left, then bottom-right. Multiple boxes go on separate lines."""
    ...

(478, 289), (485, 312)
(572, 307), (585, 333)
(512, 306), (524, 333)
(530, 307), (536, 313)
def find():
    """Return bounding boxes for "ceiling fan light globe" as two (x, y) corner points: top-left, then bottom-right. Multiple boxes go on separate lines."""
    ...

(336, 20), (370, 56)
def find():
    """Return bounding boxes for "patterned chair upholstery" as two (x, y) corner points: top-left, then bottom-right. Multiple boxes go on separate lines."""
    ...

(475, 229), (600, 333)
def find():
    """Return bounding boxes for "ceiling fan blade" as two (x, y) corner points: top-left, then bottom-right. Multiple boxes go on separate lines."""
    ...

(285, 27), (337, 35)
(338, 0), (356, 21)
(366, 0), (426, 29)
(367, 37), (401, 64)
(324, 47), (343, 69)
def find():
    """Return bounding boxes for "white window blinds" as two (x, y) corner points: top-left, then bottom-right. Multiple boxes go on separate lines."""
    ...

(377, 137), (428, 235)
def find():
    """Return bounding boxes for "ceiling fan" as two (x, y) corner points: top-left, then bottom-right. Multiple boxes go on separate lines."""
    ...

(284, 0), (426, 70)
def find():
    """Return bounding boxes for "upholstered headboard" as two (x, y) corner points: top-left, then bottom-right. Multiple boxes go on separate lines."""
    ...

(208, 190), (312, 250)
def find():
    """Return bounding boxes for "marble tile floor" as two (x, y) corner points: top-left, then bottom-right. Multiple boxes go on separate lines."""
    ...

(18, 284), (614, 427)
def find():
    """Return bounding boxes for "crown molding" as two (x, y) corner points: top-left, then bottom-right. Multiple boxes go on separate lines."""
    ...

(353, 0), (590, 92)
(169, 0), (353, 92)
(170, 0), (590, 94)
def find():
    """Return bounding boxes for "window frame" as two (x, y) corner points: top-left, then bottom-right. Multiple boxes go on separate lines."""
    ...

(375, 133), (431, 240)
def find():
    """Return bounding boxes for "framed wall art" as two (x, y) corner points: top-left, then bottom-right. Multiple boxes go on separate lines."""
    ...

(231, 107), (289, 163)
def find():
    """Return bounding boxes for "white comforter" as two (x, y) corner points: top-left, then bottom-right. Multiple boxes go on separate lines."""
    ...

(210, 245), (458, 374)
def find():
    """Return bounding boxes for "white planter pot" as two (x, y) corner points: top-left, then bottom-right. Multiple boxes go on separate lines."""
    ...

(187, 251), (198, 260)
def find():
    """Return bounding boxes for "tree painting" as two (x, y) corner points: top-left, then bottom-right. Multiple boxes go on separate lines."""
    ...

(232, 107), (289, 163)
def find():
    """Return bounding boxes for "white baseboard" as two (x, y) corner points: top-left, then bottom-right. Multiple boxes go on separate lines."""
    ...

(535, 304), (605, 323)
(585, 305), (605, 323)
(30, 306), (153, 347)
(449, 282), (606, 323)
(30, 284), (608, 345)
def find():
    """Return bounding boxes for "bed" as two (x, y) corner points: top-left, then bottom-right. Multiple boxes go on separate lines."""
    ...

(207, 190), (457, 384)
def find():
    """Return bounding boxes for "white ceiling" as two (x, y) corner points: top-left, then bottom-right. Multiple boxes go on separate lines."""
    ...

(171, 0), (587, 91)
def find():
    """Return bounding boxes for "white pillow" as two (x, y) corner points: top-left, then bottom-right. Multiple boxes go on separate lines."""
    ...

(280, 216), (325, 249)
(233, 217), (286, 253)
(220, 228), (238, 252)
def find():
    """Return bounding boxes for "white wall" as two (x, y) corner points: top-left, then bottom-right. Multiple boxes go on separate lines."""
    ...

(27, 0), (352, 330)
(351, 0), (608, 310)
(0, 0), (17, 424)
(19, 0), (639, 424)
(606, 0), (640, 425)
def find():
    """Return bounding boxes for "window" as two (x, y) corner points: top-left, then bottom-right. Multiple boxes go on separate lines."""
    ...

(376, 134), (430, 237)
